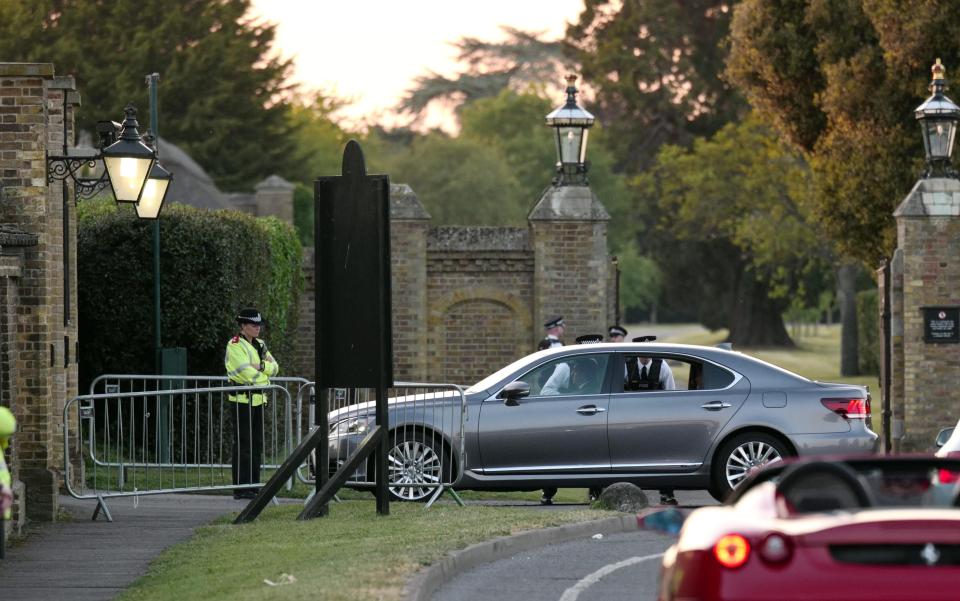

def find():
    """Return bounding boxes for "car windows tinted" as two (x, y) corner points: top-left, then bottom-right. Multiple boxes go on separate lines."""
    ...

(516, 354), (609, 397)
(616, 355), (735, 392)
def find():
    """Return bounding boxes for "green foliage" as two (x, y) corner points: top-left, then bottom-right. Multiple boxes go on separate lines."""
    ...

(285, 95), (350, 187)
(652, 116), (831, 296)
(725, 0), (949, 264)
(387, 134), (527, 225)
(292, 184), (315, 246)
(857, 288), (880, 375)
(0, 0), (303, 191)
(616, 242), (662, 317)
(77, 200), (302, 386)
(566, 0), (747, 173)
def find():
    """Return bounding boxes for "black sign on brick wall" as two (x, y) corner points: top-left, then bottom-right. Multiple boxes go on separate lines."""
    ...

(923, 307), (959, 343)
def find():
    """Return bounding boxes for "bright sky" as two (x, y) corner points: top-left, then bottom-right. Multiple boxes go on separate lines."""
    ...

(249, 0), (585, 129)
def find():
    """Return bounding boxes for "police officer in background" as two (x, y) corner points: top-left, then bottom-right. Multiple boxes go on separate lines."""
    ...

(537, 315), (565, 504)
(538, 315), (565, 350)
(225, 308), (279, 500)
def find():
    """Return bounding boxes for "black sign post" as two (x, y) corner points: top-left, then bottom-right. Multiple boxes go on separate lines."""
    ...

(923, 307), (960, 343)
(300, 140), (392, 519)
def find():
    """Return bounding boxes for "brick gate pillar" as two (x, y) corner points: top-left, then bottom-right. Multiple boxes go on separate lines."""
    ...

(390, 184), (430, 381)
(891, 177), (960, 451)
(0, 63), (79, 521)
(528, 184), (610, 347)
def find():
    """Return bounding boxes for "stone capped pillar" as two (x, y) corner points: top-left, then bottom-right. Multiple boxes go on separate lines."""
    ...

(528, 184), (611, 347)
(390, 184), (430, 381)
(254, 175), (295, 224)
(891, 177), (960, 451)
(0, 63), (79, 521)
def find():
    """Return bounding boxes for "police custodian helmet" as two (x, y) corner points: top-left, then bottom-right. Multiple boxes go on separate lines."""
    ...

(236, 307), (264, 326)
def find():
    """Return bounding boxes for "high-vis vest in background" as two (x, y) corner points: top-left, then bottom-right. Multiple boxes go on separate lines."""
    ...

(1, 449), (10, 520)
(225, 336), (279, 406)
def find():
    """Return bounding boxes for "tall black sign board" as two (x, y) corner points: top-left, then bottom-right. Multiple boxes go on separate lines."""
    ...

(309, 140), (392, 517)
(923, 307), (959, 343)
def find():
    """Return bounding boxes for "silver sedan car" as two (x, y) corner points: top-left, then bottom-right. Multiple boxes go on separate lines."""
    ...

(324, 342), (878, 501)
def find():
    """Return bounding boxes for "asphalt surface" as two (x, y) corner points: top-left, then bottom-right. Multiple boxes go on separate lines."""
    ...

(426, 489), (715, 601)
(431, 529), (672, 601)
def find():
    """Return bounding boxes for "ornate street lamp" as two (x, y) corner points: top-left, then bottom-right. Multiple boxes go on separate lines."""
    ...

(915, 58), (960, 177)
(545, 74), (595, 185)
(135, 160), (172, 219)
(101, 104), (157, 202)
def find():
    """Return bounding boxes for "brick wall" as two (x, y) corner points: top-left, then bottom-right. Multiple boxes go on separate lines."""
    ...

(0, 63), (78, 521)
(290, 181), (612, 389)
(892, 177), (960, 451)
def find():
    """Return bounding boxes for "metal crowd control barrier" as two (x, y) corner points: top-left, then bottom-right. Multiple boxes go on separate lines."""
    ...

(64, 383), (292, 521)
(295, 382), (467, 508)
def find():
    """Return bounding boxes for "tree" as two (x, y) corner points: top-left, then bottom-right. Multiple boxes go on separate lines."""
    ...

(387, 134), (527, 226)
(565, 0), (747, 174)
(724, 0), (954, 265)
(0, 0), (303, 191)
(637, 116), (834, 346)
(398, 27), (569, 125)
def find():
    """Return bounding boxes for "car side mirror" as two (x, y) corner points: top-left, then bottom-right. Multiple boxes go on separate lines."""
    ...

(498, 381), (530, 406)
(936, 427), (955, 448)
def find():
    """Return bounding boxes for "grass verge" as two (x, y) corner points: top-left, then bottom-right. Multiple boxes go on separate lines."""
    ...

(118, 501), (605, 601)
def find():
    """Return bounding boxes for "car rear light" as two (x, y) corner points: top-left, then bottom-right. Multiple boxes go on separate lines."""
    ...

(757, 533), (793, 564)
(938, 451), (960, 484)
(714, 534), (751, 568)
(821, 397), (870, 419)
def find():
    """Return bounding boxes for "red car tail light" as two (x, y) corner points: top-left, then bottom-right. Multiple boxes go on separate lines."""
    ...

(757, 533), (793, 564)
(821, 397), (870, 419)
(938, 451), (960, 484)
(714, 534), (751, 568)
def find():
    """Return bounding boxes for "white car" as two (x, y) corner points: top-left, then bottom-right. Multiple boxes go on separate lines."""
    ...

(934, 420), (960, 489)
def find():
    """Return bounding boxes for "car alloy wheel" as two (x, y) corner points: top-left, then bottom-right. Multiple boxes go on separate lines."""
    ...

(387, 436), (444, 502)
(725, 440), (783, 489)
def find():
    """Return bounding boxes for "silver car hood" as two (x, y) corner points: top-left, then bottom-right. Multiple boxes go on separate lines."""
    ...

(327, 390), (461, 423)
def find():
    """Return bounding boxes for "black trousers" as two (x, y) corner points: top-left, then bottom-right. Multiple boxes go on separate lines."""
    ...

(231, 401), (263, 487)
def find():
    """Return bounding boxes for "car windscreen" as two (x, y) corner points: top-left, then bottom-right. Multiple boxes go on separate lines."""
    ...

(732, 457), (960, 511)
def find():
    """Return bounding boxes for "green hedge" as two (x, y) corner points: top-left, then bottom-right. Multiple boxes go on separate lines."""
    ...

(856, 288), (879, 375)
(78, 200), (303, 388)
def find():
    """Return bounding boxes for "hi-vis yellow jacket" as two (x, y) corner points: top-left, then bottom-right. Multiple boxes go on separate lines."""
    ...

(1, 448), (10, 520)
(225, 335), (279, 406)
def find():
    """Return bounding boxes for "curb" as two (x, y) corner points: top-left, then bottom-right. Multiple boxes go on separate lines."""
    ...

(403, 514), (639, 601)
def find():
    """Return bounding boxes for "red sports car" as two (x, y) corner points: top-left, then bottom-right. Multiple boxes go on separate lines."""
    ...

(655, 456), (960, 601)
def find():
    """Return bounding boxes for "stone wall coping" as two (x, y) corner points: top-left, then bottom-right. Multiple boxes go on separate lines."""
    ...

(390, 183), (431, 221)
(0, 63), (55, 77)
(894, 177), (960, 217)
(528, 184), (611, 222)
(427, 226), (529, 251)
(50, 75), (76, 90)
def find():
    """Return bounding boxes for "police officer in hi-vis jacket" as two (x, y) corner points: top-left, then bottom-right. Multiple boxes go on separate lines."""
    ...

(225, 308), (279, 500)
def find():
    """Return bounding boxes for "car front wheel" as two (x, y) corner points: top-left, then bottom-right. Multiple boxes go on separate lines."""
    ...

(386, 432), (449, 502)
(709, 432), (789, 502)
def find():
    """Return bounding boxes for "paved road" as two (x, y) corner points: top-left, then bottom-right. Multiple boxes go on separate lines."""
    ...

(432, 529), (672, 601)
(431, 489), (715, 601)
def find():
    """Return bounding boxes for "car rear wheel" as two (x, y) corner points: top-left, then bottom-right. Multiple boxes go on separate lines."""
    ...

(709, 432), (789, 502)
(386, 432), (449, 502)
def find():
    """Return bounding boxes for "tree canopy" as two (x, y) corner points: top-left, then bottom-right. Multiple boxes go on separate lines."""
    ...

(566, 0), (747, 173)
(0, 0), (302, 191)
(725, 0), (957, 264)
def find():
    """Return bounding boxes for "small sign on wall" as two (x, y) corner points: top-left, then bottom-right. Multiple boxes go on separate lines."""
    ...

(923, 307), (960, 343)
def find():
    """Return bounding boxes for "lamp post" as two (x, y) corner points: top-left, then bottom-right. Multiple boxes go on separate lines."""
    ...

(915, 58), (960, 178)
(46, 79), (173, 361)
(545, 74), (595, 186)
